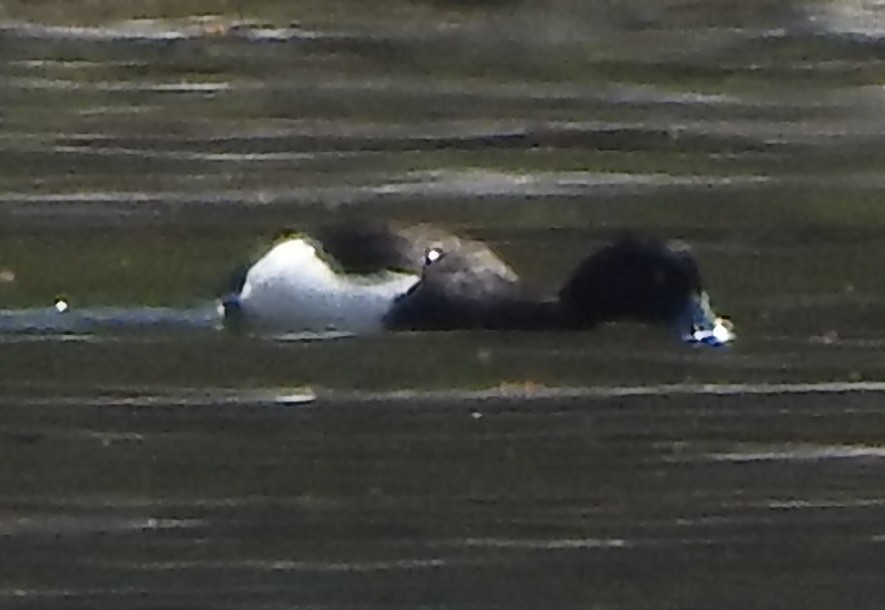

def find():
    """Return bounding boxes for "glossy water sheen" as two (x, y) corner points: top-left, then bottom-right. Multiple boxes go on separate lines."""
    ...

(3, 1), (885, 608)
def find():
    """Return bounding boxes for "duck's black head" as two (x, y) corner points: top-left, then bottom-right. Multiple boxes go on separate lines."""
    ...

(558, 236), (719, 334)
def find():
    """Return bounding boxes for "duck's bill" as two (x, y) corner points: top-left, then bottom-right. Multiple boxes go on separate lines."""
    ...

(675, 291), (735, 347)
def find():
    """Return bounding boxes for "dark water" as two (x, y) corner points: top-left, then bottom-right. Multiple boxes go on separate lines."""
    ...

(3, 1), (885, 607)
(4, 389), (885, 609)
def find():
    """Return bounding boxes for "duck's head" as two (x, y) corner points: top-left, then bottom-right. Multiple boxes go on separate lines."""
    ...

(558, 236), (734, 344)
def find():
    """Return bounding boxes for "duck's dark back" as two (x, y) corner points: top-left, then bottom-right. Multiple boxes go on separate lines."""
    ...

(314, 221), (425, 274)
(315, 221), (520, 279)
(383, 245), (554, 331)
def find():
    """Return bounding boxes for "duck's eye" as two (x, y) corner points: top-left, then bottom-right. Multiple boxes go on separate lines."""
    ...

(425, 247), (444, 265)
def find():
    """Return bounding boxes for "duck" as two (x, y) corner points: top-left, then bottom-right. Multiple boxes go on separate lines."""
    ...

(220, 221), (734, 344)
(220, 221), (515, 334)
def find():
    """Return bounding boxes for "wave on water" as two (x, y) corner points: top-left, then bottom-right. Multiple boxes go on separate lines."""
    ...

(0, 18), (328, 43)
(0, 301), (359, 344)
(0, 301), (224, 335)
(807, 0), (885, 38)
(709, 444), (885, 463)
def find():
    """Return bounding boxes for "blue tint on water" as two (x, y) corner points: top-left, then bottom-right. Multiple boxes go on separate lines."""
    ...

(0, 301), (223, 335)
(0, 299), (734, 347)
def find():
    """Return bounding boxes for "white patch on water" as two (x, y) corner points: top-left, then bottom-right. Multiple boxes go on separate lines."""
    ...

(0, 514), (205, 537)
(807, 0), (885, 38)
(53, 145), (318, 162)
(0, 19), (331, 42)
(7, 381), (885, 412)
(6, 76), (235, 93)
(268, 330), (356, 341)
(709, 444), (885, 463)
(325, 381), (885, 403)
(113, 557), (459, 572)
(2, 389), (317, 409)
(372, 169), (770, 198)
(766, 498), (885, 510)
(457, 537), (628, 550)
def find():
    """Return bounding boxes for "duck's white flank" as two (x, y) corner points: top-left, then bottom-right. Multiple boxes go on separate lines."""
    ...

(235, 238), (419, 333)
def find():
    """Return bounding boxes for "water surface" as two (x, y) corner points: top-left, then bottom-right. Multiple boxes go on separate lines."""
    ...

(2, 1), (885, 607)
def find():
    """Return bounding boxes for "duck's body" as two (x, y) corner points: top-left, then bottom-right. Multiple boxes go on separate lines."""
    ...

(224, 237), (420, 334)
(221, 222), (734, 344)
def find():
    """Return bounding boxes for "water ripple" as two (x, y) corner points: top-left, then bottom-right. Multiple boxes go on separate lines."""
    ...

(709, 444), (885, 463)
(0, 303), (222, 334)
